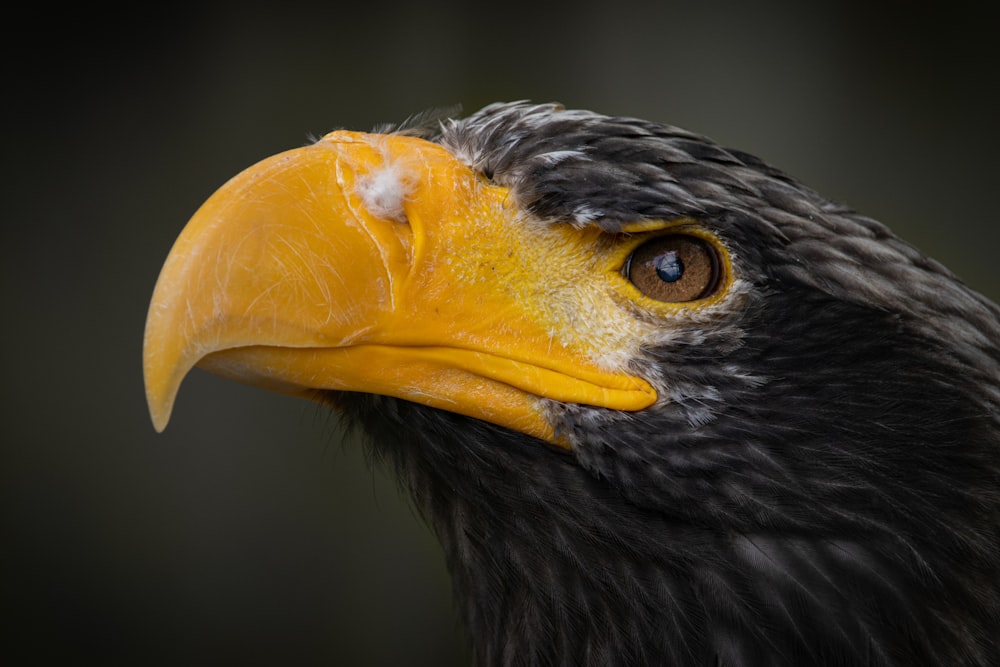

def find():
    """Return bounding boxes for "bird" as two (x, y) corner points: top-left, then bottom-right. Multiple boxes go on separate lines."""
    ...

(144, 102), (1000, 666)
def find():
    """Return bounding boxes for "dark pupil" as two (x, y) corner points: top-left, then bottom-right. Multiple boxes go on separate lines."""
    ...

(654, 251), (684, 282)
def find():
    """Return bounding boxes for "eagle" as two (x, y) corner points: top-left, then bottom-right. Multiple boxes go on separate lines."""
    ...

(144, 102), (999, 666)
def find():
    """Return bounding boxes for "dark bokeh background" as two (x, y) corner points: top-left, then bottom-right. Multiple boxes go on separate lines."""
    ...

(3, 3), (997, 665)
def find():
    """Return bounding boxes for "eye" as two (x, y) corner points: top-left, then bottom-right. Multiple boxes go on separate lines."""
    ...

(625, 234), (722, 302)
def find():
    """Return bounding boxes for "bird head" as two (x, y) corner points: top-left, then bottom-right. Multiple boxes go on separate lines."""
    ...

(143, 103), (1000, 665)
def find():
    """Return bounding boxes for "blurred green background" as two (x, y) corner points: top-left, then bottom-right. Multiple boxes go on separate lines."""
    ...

(3, 2), (997, 665)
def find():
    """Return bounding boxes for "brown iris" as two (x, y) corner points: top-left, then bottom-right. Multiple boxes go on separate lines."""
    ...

(625, 235), (722, 302)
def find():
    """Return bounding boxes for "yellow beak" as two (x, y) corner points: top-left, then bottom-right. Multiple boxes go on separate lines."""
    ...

(143, 131), (655, 444)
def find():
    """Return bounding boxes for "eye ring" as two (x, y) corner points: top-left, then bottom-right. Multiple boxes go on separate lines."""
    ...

(624, 234), (722, 302)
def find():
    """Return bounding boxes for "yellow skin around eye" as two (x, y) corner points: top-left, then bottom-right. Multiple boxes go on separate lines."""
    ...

(626, 235), (720, 303)
(610, 221), (735, 314)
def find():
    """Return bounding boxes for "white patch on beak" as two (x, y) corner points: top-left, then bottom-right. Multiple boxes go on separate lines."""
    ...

(355, 160), (416, 223)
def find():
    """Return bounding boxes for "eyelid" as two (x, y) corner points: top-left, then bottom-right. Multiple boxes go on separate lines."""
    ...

(616, 218), (696, 234)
